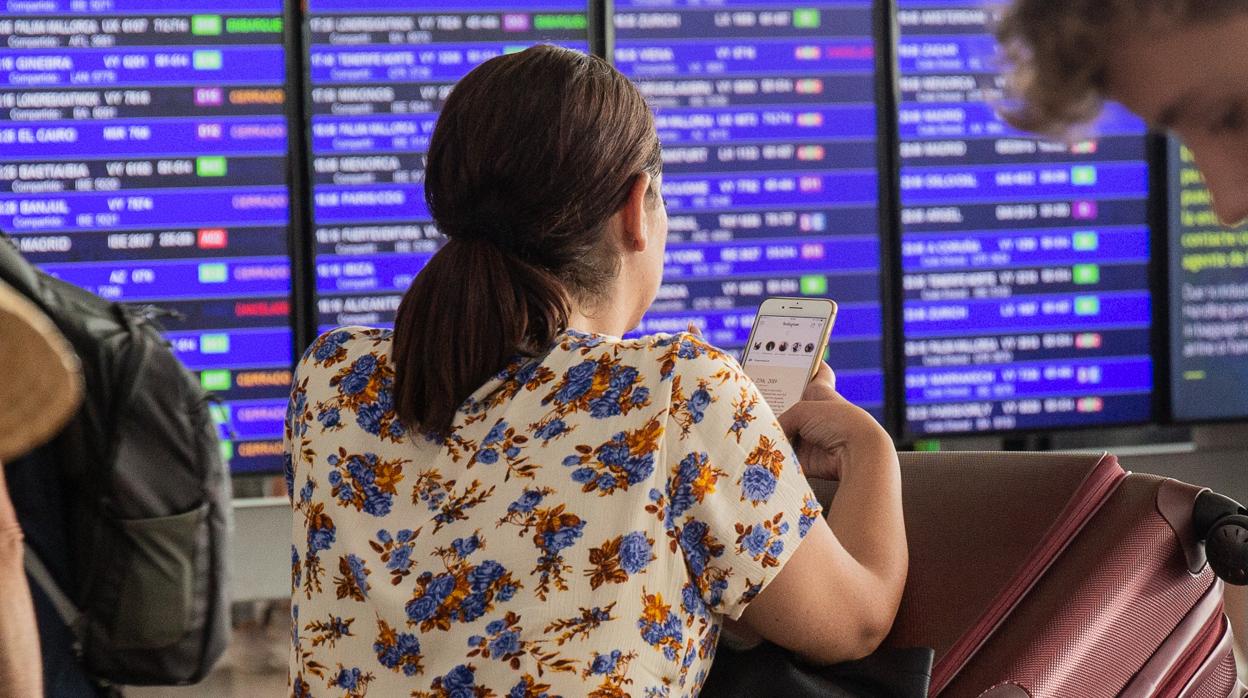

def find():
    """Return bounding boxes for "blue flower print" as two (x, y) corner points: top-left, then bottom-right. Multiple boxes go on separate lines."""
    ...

(562, 454), (582, 468)
(387, 419), (406, 440)
(509, 676), (551, 698)
(451, 534), (481, 558)
(427, 574), (455, 601)
(677, 520), (724, 578)
(508, 489), (545, 513)
(591, 649), (623, 675)
(489, 630), (520, 658)
(619, 531), (654, 575)
(334, 666), (364, 691)
(345, 554), (370, 597)
(291, 546), (302, 589)
(484, 421), (508, 446)
(477, 448), (500, 465)
(299, 478), (315, 504)
(799, 494), (822, 538)
(373, 618), (422, 676)
(681, 583), (707, 619)
(743, 526), (769, 557)
(457, 593), (488, 622)
(534, 418), (567, 442)
(339, 370), (370, 397)
(740, 464), (778, 504)
(497, 583), (518, 602)
(389, 545), (412, 572)
(313, 330), (351, 362)
(688, 388), (712, 422)
(405, 594), (439, 623)
(485, 619), (507, 635)
(677, 338), (701, 360)
(555, 360), (597, 403)
(735, 519), (791, 568)
(352, 353), (378, 377)
(308, 519), (335, 553)
(589, 393), (624, 419)
(632, 387), (651, 405)
(571, 468), (596, 484)
(356, 403), (386, 436)
(469, 560), (505, 593)
(609, 366), (639, 392)
(317, 407), (341, 429)
(444, 664), (475, 690)
(639, 591), (685, 661)
(541, 520), (585, 553)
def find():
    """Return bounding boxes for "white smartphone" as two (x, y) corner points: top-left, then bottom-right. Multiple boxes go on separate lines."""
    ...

(740, 297), (838, 414)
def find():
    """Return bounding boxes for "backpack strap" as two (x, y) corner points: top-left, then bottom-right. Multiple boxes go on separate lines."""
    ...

(23, 543), (83, 636)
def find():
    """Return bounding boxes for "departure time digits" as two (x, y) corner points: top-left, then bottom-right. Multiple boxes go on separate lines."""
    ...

(614, 0), (887, 421)
(0, 1), (295, 472)
(898, 1), (1155, 435)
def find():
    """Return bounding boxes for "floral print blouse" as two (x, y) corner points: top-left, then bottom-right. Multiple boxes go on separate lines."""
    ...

(285, 327), (823, 698)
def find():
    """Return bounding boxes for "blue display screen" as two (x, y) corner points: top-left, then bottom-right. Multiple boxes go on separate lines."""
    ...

(0, 1), (294, 472)
(897, 1), (1154, 435)
(614, 0), (887, 420)
(1168, 139), (1248, 422)
(306, 1), (589, 332)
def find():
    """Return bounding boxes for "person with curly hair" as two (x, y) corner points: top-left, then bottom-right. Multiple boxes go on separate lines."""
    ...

(996, 0), (1248, 226)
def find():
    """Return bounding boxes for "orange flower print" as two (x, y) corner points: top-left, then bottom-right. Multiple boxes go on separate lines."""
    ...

(498, 492), (586, 600)
(637, 590), (684, 661)
(585, 532), (656, 589)
(670, 375), (716, 439)
(734, 512), (791, 568)
(738, 435), (788, 506)
(563, 416), (665, 496)
(404, 546), (521, 634)
(325, 352), (406, 442)
(583, 649), (639, 698)
(327, 448), (407, 517)
(542, 353), (652, 420)
(728, 387), (758, 443)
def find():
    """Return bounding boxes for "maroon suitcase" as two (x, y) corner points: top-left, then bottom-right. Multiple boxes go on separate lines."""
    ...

(823, 452), (1247, 697)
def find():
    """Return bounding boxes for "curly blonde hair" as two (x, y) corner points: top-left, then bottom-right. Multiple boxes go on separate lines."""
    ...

(996, 0), (1246, 136)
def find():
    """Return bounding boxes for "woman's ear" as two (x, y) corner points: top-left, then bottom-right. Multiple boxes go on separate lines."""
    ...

(618, 172), (653, 253)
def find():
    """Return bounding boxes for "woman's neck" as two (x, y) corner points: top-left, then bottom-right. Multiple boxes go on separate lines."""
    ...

(566, 301), (635, 339)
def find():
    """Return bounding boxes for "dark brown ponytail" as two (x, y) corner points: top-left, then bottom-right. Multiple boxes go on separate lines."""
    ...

(393, 45), (662, 436)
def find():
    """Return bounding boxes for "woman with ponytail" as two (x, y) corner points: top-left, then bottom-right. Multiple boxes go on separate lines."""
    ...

(286, 45), (905, 697)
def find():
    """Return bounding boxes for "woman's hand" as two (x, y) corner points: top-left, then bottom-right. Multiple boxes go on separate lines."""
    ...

(778, 363), (895, 481)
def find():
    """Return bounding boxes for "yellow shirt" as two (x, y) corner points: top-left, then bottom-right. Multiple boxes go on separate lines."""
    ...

(286, 327), (821, 698)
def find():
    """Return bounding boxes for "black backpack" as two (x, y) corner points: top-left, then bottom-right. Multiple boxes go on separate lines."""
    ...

(0, 235), (231, 687)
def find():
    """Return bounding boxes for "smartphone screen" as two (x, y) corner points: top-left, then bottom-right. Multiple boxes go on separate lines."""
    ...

(742, 301), (835, 414)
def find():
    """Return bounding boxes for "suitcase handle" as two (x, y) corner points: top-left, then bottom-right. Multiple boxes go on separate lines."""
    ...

(1194, 491), (1248, 586)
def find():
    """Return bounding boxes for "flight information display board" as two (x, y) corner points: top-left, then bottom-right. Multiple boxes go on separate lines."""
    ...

(307, 1), (589, 332)
(1168, 140), (1248, 422)
(897, 1), (1154, 435)
(614, 0), (887, 420)
(0, 1), (294, 473)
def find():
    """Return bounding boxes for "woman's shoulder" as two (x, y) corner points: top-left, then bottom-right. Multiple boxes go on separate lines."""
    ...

(638, 330), (746, 383)
(296, 326), (394, 377)
(557, 329), (743, 380)
(294, 327), (391, 389)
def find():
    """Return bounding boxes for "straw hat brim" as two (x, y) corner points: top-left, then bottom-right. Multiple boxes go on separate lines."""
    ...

(0, 280), (82, 463)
